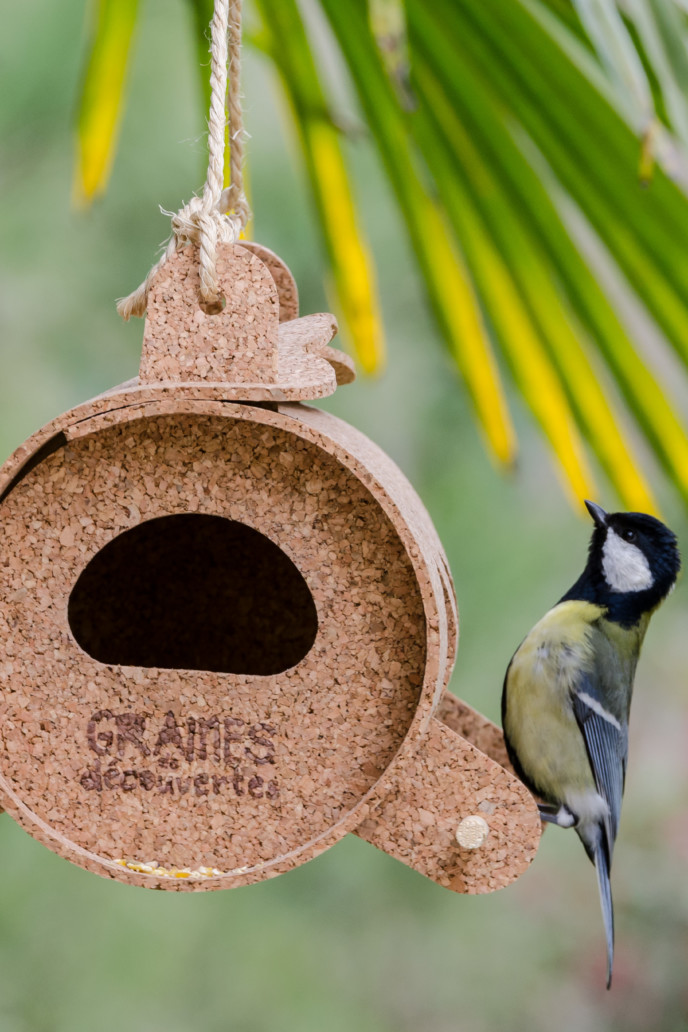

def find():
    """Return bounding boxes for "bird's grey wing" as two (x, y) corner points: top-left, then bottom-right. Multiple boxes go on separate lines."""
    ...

(572, 672), (628, 853)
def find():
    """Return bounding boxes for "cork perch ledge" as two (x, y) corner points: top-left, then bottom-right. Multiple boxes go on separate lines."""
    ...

(0, 242), (540, 893)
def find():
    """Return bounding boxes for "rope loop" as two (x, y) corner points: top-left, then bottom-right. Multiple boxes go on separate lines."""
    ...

(117, 0), (250, 321)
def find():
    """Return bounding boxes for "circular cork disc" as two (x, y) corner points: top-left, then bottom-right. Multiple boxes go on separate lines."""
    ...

(0, 403), (430, 887)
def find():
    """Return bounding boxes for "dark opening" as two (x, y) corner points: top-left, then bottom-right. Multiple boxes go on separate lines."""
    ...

(68, 514), (318, 675)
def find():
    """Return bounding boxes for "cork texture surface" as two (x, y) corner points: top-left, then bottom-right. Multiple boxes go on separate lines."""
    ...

(0, 236), (541, 892)
(140, 245), (280, 385)
(436, 691), (515, 775)
(0, 403), (440, 886)
(353, 715), (541, 893)
(137, 244), (343, 401)
(351, 691), (541, 894)
(241, 242), (300, 323)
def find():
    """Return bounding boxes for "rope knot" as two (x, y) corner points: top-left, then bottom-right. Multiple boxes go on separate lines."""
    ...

(116, 0), (250, 322)
(170, 197), (241, 249)
(170, 195), (206, 244)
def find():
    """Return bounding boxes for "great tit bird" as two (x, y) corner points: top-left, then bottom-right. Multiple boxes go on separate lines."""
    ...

(502, 501), (680, 988)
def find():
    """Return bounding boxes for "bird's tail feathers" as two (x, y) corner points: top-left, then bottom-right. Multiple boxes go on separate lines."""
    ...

(579, 822), (615, 989)
(593, 833), (615, 989)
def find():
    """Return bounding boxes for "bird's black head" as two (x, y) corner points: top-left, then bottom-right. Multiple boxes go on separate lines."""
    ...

(568, 501), (681, 623)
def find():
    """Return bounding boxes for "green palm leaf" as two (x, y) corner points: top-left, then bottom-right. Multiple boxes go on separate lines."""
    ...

(411, 57), (653, 509)
(571, 0), (655, 129)
(313, 0), (517, 464)
(72, 0), (688, 513)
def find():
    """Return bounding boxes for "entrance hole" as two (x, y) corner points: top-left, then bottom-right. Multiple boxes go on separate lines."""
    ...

(68, 514), (318, 675)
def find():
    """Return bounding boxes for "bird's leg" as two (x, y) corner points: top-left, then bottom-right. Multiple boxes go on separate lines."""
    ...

(538, 803), (577, 828)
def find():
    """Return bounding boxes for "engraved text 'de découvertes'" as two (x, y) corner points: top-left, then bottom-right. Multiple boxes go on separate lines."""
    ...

(79, 710), (279, 799)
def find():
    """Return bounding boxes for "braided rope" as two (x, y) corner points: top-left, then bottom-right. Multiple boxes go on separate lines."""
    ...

(117, 0), (250, 320)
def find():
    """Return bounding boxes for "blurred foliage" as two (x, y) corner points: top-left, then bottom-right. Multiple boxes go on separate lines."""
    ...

(73, 0), (688, 515)
(250, 0), (385, 375)
(74, 0), (139, 205)
(2, 0), (688, 1029)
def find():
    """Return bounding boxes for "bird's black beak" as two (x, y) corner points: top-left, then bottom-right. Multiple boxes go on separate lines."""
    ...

(585, 500), (608, 528)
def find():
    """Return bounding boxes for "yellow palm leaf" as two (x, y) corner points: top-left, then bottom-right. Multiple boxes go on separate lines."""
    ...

(419, 203), (517, 467)
(306, 122), (384, 374)
(253, 0), (385, 374)
(74, 0), (139, 205)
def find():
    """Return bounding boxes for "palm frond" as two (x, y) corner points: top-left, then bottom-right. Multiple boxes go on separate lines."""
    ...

(71, 0), (688, 513)
(421, 0), (688, 501)
(252, 0), (385, 374)
(626, 0), (688, 146)
(73, 0), (139, 205)
(317, 0), (517, 464)
(571, 0), (655, 129)
(368, 0), (414, 108)
(411, 56), (655, 510)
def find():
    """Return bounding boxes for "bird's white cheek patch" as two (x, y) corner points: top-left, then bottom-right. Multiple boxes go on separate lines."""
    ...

(602, 529), (653, 593)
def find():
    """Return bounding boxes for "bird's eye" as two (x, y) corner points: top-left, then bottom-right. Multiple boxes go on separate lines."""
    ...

(621, 529), (637, 543)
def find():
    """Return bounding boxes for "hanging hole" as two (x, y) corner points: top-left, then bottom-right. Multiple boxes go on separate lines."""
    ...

(199, 295), (226, 316)
(67, 514), (318, 675)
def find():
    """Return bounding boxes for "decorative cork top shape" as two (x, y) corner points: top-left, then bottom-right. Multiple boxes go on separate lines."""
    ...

(0, 242), (540, 894)
(138, 242), (353, 399)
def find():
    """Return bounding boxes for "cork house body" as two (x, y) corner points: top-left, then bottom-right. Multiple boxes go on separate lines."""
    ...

(0, 243), (541, 892)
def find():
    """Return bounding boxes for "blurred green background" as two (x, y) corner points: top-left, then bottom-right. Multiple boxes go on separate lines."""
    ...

(1, 2), (688, 1029)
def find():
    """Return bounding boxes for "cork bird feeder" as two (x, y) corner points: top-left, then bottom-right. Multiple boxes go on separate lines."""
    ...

(0, 241), (541, 892)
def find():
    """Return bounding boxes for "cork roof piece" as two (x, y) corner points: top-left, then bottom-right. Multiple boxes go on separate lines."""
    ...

(138, 243), (352, 398)
(0, 242), (540, 894)
(241, 241), (300, 323)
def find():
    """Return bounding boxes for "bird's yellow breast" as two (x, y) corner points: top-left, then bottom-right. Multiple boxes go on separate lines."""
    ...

(503, 600), (606, 802)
